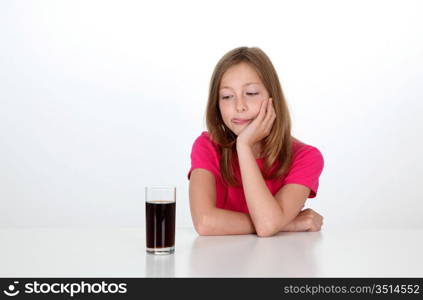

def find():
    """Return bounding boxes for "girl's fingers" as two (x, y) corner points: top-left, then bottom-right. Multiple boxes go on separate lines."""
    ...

(264, 98), (272, 121)
(257, 98), (268, 121)
(262, 98), (275, 129)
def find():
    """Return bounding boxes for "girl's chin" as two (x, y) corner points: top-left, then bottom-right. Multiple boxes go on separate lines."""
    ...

(231, 127), (247, 136)
(227, 127), (239, 136)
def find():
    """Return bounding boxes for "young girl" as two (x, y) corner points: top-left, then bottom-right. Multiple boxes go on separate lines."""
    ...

(187, 47), (324, 237)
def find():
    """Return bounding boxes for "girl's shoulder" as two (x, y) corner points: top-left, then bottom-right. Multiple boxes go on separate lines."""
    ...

(198, 131), (220, 147)
(192, 131), (221, 154)
(291, 137), (324, 163)
(292, 136), (313, 150)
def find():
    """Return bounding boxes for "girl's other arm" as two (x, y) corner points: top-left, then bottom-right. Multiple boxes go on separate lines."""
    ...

(189, 168), (256, 235)
(189, 168), (303, 235)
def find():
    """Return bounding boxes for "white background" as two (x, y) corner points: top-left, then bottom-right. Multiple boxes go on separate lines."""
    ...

(1, 0), (422, 229)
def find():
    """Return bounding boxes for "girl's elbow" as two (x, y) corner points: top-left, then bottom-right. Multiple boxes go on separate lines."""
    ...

(256, 223), (279, 237)
(193, 214), (211, 236)
(256, 230), (277, 238)
(194, 223), (209, 236)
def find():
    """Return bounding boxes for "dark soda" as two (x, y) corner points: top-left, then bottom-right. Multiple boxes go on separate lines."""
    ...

(146, 201), (176, 249)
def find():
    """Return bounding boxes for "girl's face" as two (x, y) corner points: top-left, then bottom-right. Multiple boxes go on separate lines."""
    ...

(218, 62), (270, 136)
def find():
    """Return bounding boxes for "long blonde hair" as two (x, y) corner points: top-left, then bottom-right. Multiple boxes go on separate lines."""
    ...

(206, 46), (294, 187)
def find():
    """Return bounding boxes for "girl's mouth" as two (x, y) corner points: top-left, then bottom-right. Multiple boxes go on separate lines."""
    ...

(232, 118), (251, 125)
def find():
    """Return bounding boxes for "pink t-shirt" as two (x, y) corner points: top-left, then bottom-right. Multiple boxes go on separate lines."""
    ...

(187, 131), (324, 214)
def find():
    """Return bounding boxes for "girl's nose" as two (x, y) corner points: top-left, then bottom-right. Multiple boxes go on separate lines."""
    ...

(235, 97), (247, 112)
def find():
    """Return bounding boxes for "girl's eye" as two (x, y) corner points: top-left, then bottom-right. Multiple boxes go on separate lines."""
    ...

(221, 95), (233, 100)
(246, 92), (259, 96)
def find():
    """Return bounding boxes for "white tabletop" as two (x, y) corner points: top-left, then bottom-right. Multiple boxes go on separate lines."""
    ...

(1, 227), (422, 277)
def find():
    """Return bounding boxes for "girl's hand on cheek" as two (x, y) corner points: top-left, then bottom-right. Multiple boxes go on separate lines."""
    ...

(236, 97), (276, 148)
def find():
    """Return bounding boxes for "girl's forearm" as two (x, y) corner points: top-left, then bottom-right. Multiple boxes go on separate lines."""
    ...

(236, 142), (285, 236)
(199, 208), (256, 235)
(198, 207), (297, 236)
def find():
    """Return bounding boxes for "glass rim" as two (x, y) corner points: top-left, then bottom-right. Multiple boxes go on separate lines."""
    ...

(145, 185), (176, 190)
(146, 199), (176, 204)
(145, 185), (176, 203)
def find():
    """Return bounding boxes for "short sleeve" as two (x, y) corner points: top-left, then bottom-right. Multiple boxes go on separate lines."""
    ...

(282, 146), (324, 198)
(187, 133), (221, 180)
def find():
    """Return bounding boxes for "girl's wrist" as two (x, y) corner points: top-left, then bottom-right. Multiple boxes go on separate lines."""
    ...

(236, 138), (252, 149)
(279, 220), (296, 232)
